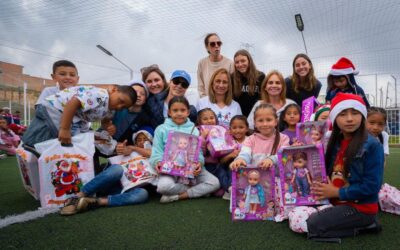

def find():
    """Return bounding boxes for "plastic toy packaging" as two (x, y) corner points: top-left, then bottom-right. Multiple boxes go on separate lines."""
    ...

(231, 167), (275, 221)
(379, 183), (400, 215)
(35, 132), (95, 208)
(16, 145), (40, 200)
(109, 151), (157, 193)
(94, 130), (118, 156)
(160, 131), (201, 179)
(296, 121), (328, 146)
(278, 144), (329, 206)
(301, 96), (319, 122)
(201, 125), (235, 158)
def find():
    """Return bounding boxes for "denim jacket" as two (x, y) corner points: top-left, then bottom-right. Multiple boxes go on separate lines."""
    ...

(326, 134), (384, 204)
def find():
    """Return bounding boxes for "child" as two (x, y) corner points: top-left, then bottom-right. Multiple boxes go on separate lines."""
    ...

(60, 130), (152, 216)
(230, 104), (290, 171)
(367, 107), (389, 165)
(325, 57), (370, 107)
(290, 152), (311, 197)
(313, 104), (331, 122)
(150, 97), (220, 203)
(36, 60), (79, 106)
(307, 93), (384, 239)
(278, 103), (301, 145)
(22, 85), (137, 147)
(0, 116), (20, 155)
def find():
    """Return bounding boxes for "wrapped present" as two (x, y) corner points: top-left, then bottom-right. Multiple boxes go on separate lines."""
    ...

(296, 121), (328, 147)
(379, 183), (400, 215)
(109, 152), (157, 193)
(231, 166), (275, 221)
(301, 96), (319, 122)
(160, 131), (201, 178)
(201, 125), (235, 158)
(278, 144), (329, 206)
(35, 133), (95, 208)
(16, 145), (40, 200)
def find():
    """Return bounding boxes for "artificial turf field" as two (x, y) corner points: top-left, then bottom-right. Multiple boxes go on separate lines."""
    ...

(0, 149), (399, 249)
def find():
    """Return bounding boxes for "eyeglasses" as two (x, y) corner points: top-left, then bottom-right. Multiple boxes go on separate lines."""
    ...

(172, 78), (189, 89)
(209, 41), (222, 47)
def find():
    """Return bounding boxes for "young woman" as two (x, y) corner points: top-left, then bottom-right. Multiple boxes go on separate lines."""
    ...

(141, 65), (168, 95)
(232, 49), (265, 117)
(285, 54), (322, 106)
(196, 68), (242, 127)
(307, 93), (384, 239)
(247, 70), (296, 130)
(197, 33), (233, 97)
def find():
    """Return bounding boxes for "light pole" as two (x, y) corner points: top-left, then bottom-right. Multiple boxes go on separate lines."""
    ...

(390, 75), (397, 107)
(96, 45), (133, 80)
(295, 14), (308, 55)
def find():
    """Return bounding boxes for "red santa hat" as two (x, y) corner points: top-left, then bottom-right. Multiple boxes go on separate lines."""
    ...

(329, 57), (359, 76)
(329, 93), (367, 122)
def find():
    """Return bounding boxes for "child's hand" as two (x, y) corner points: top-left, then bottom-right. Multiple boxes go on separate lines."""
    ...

(58, 128), (71, 145)
(105, 124), (116, 137)
(258, 158), (274, 170)
(230, 158), (246, 171)
(193, 163), (202, 176)
(311, 178), (339, 200)
(292, 138), (303, 146)
(230, 149), (240, 158)
(116, 140), (130, 155)
(155, 162), (162, 173)
(200, 128), (209, 139)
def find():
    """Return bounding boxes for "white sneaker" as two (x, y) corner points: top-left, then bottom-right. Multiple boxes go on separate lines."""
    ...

(222, 191), (230, 200)
(0, 154), (7, 159)
(160, 195), (179, 203)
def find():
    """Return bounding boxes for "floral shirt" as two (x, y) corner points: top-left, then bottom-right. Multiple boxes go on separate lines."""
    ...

(44, 86), (111, 123)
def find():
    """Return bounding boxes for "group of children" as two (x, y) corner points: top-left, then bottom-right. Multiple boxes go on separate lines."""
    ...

(13, 57), (390, 241)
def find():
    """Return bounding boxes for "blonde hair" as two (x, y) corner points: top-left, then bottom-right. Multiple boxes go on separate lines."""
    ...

(260, 70), (286, 103)
(208, 68), (233, 105)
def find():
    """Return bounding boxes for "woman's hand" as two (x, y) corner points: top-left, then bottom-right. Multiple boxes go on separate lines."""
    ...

(258, 158), (274, 170)
(311, 178), (339, 200)
(230, 158), (246, 171)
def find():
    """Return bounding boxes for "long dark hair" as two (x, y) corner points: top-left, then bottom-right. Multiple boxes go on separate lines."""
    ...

(290, 53), (318, 93)
(367, 106), (387, 144)
(254, 104), (280, 155)
(196, 108), (218, 126)
(232, 49), (258, 97)
(326, 115), (367, 177)
(278, 103), (301, 132)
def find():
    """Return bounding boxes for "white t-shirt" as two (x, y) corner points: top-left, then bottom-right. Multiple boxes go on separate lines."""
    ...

(247, 99), (296, 130)
(196, 96), (242, 127)
(36, 86), (60, 105)
(382, 131), (389, 155)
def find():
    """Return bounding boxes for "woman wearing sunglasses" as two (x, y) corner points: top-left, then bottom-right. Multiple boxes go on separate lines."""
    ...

(196, 68), (242, 127)
(146, 70), (197, 128)
(197, 33), (233, 98)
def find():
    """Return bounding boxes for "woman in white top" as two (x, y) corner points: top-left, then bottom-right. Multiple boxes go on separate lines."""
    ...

(248, 70), (296, 130)
(197, 68), (242, 127)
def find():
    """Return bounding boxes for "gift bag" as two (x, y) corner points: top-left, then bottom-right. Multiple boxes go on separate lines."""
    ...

(278, 144), (329, 206)
(35, 133), (95, 208)
(16, 145), (40, 200)
(231, 167), (275, 221)
(160, 131), (201, 178)
(201, 125), (235, 158)
(379, 183), (400, 215)
(301, 96), (319, 122)
(109, 152), (157, 193)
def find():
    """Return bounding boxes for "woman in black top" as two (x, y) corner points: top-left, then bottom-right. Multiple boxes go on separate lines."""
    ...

(231, 49), (265, 117)
(285, 53), (321, 106)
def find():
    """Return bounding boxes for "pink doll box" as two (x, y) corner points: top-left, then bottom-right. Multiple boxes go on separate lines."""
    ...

(16, 147), (40, 200)
(301, 96), (319, 122)
(160, 131), (201, 178)
(201, 125), (235, 158)
(278, 144), (329, 206)
(231, 167), (275, 221)
(296, 121), (328, 146)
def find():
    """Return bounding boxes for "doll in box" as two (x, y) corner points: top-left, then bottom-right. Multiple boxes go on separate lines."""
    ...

(243, 170), (266, 214)
(171, 136), (190, 168)
(208, 127), (225, 149)
(290, 152), (311, 197)
(310, 125), (323, 145)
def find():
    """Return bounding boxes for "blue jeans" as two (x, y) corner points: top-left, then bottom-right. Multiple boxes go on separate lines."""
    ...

(81, 164), (148, 207)
(205, 163), (231, 191)
(296, 176), (310, 197)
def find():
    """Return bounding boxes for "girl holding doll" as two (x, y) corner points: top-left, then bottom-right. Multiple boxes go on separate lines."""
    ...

(150, 97), (220, 203)
(196, 68), (242, 127)
(230, 104), (290, 171)
(247, 70), (296, 130)
(307, 93), (384, 239)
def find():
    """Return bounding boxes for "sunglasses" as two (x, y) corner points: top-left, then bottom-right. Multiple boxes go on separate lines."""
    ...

(172, 78), (189, 89)
(209, 41), (222, 47)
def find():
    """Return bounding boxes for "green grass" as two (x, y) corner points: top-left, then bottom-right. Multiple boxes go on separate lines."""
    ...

(1, 150), (400, 249)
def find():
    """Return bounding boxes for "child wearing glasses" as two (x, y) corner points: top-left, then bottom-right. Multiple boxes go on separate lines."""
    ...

(196, 68), (242, 127)
(146, 70), (197, 128)
(197, 33), (234, 98)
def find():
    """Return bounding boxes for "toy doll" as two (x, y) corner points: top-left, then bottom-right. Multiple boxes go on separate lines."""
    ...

(208, 126), (225, 149)
(171, 136), (189, 168)
(243, 170), (266, 214)
(309, 125), (323, 145)
(290, 152), (312, 197)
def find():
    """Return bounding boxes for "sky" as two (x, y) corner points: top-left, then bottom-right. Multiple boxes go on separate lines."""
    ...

(0, 0), (400, 106)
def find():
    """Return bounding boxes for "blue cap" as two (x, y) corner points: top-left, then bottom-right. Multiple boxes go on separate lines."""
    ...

(171, 70), (191, 85)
